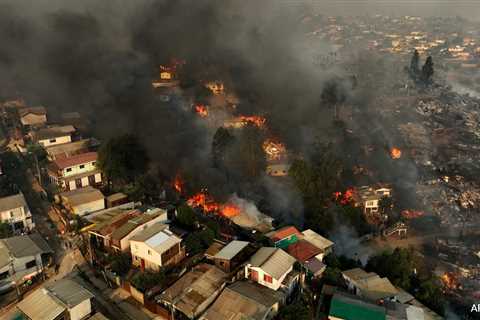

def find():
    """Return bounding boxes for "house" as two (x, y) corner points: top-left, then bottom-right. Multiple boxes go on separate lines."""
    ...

(45, 139), (92, 160)
(266, 226), (302, 249)
(47, 152), (102, 191)
(156, 264), (227, 319)
(200, 281), (285, 320)
(266, 163), (291, 177)
(18, 106), (47, 128)
(16, 278), (94, 320)
(328, 292), (386, 320)
(342, 268), (399, 302)
(0, 233), (52, 292)
(245, 247), (297, 292)
(33, 125), (76, 147)
(130, 222), (184, 271)
(110, 208), (168, 252)
(0, 193), (34, 232)
(205, 81), (225, 95)
(212, 240), (251, 273)
(57, 186), (105, 216)
(106, 192), (129, 208)
(301, 229), (334, 260)
(287, 239), (323, 263)
(353, 184), (392, 220)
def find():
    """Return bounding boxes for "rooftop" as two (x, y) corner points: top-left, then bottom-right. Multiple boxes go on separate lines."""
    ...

(342, 268), (399, 301)
(329, 293), (386, 320)
(45, 139), (91, 159)
(130, 222), (181, 254)
(214, 240), (249, 261)
(1, 233), (52, 264)
(50, 152), (97, 170)
(88, 209), (140, 236)
(157, 264), (227, 319)
(19, 106), (46, 117)
(301, 229), (334, 251)
(35, 125), (75, 140)
(200, 281), (284, 320)
(286, 239), (323, 262)
(248, 247), (296, 280)
(46, 278), (94, 308)
(60, 186), (104, 207)
(0, 193), (28, 213)
(266, 226), (301, 242)
(111, 211), (165, 241)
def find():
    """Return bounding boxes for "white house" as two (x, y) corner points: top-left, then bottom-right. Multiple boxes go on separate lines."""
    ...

(57, 186), (105, 216)
(16, 278), (94, 320)
(342, 268), (399, 302)
(18, 106), (47, 128)
(47, 152), (102, 191)
(0, 193), (34, 232)
(34, 125), (76, 147)
(130, 222), (184, 271)
(245, 247), (296, 291)
(0, 234), (52, 292)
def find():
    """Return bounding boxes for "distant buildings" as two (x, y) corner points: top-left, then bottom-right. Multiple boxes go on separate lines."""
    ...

(0, 193), (35, 233)
(18, 106), (47, 129)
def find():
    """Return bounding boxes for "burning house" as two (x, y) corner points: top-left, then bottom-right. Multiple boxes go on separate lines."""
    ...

(351, 184), (393, 223)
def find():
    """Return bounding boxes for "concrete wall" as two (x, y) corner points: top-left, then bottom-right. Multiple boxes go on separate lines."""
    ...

(62, 160), (97, 178)
(72, 199), (105, 216)
(38, 135), (71, 147)
(69, 298), (92, 320)
(119, 213), (168, 251)
(0, 206), (33, 231)
(131, 241), (162, 270)
(245, 265), (292, 291)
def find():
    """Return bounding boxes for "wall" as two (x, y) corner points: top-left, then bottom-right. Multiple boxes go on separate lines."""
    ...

(130, 241), (162, 270)
(245, 265), (291, 291)
(69, 298), (92, 320)
(72, 199), (105, 216)
(62, 160), (97, 178)
(21, 114), (46, 126)
(0, 205), (33, 231)
(38, 135), (71, 147)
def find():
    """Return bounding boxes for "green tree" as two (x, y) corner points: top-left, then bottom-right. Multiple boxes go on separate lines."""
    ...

(109, 252), (131, 276)
(176, 205), (198, 229)
(416, 277), (445, 315)
(277, 299), (310, 320)
(97, 134), (149, 188)
(211, 127), (235, 168)
(131, 269), (166, 293)
(366, 248), (415, 290)
(0, 222), (13, 239)
(184, 227), (215, 255)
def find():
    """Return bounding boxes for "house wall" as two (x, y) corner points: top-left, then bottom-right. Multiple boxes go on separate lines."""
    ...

(10, 254), (44, 284)
(130, 241), (163, 271)
(72, 199), (105, 216)
(119, 214), (168, 251)
(62, 160), (97, 178)
(68, 298), (92, 320)
(0, 206), (34, 231)
(245, 265), (292, 291)
(38, 135), (71, 147)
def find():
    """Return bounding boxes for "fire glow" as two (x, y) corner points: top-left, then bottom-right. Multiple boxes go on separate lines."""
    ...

(174, 175), (183, 193)
(334, 188), (355, 205)
(194, 104), (208, 117)
(263, 139), (287, 161)
(235, 115), (266, 128)
(390, 147), (402, 159)
(187, 192), (240, 217)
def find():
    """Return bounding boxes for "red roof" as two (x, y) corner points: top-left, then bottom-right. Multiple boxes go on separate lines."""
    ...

(269, 226), (301, 242)
(53, 152), (97, 170)
(286, 240), (322, 262)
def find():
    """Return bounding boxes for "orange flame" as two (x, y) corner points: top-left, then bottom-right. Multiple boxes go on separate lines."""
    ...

(441, 272), (458, 290)
(237, 115), (266, 128)
(195, 104), (208, 117)
(187, 192), (240, 217)
(334, 188), (355, 205)
(390, 147), (402, 159)
(174, 175), (183, 193)
(401, 209), (424, 219)
(263, 139), (287, 161)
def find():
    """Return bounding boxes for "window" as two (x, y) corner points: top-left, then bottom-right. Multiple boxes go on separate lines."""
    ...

(264, 274), (273, 283)
(9, 212), (14, 218)
(49, 139), (56, 143)
(25, 260), (36, 269)
(92, 161), (96, 166)
(148, 249), (152, 255)
(66, 168), (72, 172)
(0, 271), (9, 280)
(79, 164), (85, 169)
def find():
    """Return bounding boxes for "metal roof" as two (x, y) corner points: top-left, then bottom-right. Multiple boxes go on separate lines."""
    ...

(301, 229), (334, 251)
(35, 125), (75, 140)
(111, 212), (163, 241)
(329, 293), (386, 320)
(46, 278), (94, 308)
(2, 233), (52, 259)
(213, 240), (249, 260)
(0, 193), (27, 213)
(248, 247), (296, 280)
(60, 186), (104, 207)
(130, 222), (181, 255)
(17, 288), (65, 320)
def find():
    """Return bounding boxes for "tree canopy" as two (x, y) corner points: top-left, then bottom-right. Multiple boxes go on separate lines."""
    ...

(97, 134), (149, 187)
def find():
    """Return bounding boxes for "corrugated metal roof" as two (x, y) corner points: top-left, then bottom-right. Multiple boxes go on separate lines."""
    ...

(0, 193), (27, 212)
(248, 247), (296, 280)
(2, 233), (52, 258)
(46, 278), (94, 308)
(111, 212), (163, 241)
(213, 240), (249, 260)
(329, 293), (386, 320)
(130, 222), (181, 255)
(35, 125), (75, 140)
(60, 186), (104, 207)
(51, 152), (97, 170)
(17, 288), (65, 320)
(301, 229), (334, 251)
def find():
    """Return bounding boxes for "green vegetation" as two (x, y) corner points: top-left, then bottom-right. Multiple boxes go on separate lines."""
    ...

(277, 299), (310, 320)
(176, 205), (198, 229)
(184, 227), (215, 255)
(97, 134), (149, 188)
(0, 222), (13, 239)
(108, 252), (131, 276)
(131, 269), (166, 293)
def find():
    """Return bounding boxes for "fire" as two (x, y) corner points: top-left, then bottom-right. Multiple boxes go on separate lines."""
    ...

(187, 191), (240, 217)
(173, 175), (183, 193)
(401, 209), (424, 219)
(390, 147), (402, 159)
(236, 115), (266, 128)
(441, 272), (459, 291)
(194, 104), (208, 117)
(334, 188), (355, 205)
(263, 139), (287, 161)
